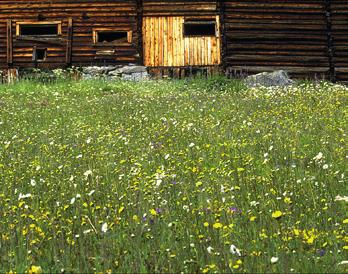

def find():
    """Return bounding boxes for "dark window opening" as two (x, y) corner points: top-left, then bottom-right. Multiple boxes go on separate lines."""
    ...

(21, 25), (58, 36)
(184, 21), (216, 37)
(97, 31), (128, 43)
(33, 48), (47, 61)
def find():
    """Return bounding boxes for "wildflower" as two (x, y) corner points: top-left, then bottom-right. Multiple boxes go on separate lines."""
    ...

(230, 244), (241, 256)
(313, 152), (323, 161)
(203, 222), (209, 227)
(213, 222), (223, 229)
(343, 219), (348, 224)
(322, 164), (329, 170)
(196, 181), (203, 187)
(249, 216), (257, 222)
(18, 193), (32, 200)
(338, 261), (348, 266)
(30, 179), (36, 187)
(101, 222), (108, 233)
(84, 170), (93, 178)
(150, 209), (157, 216)
(70, 197), (76, 205)
(189, 142), (195, 148)
(207, 246), (214, 254)
(272, 211), (283, 219)
(271, 257), (279, 264)
(284, 197), (292, 204)
(28, 265), (42, 274)
(335, 195), (348, 202)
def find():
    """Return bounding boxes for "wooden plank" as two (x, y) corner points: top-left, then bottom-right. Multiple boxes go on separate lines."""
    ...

(163, 17), (168, 66)
(66, 18), (73, 65)
(7, 20), (13, 66)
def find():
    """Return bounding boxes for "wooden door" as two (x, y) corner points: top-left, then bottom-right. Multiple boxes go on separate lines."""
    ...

(143, 16), (221, 67)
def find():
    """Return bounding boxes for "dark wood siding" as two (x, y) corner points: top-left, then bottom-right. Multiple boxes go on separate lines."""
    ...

(142, 0), (218, 17)
(0, 0), (139, 69)
(331, 0), (348, 82)
(223, 0), (330, 79)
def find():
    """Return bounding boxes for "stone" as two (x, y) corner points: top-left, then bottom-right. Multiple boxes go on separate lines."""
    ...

(245, 70), (294, 87)
(110, 65), (147, 75)
(82, 66), (118, 76)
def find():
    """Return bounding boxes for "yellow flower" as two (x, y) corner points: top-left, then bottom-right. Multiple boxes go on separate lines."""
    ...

(249, 216), (256, 222)
(196, 181), (203, 187)
(118, 206), (125, 214)
(28, 266), (42, 274)
(343, 246), (348, 250)
(203, 222), (209, 227)
(343, 219), (348, 224)
(150, 209), (157, 216)
(284, 197), (292, 204)
(272, 211), (283, 219)
(213, 222), (223, 229)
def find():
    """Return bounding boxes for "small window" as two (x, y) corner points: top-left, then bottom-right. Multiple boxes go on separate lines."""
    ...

(32, 47), (47, 62)
(93, 29), (132, 44)
(183, 21), (216, 37)
(16, 21), (62, 36)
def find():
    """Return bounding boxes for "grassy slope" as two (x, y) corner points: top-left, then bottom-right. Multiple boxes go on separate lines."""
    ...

(0, 79), (347, 273)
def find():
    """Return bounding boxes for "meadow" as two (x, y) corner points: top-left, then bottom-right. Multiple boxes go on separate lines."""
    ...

(0, 78), (347, 273)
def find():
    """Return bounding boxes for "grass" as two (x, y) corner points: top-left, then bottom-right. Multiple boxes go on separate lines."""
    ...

(0, 78), (347, 273)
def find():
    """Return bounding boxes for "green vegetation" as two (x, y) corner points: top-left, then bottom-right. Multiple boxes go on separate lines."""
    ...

(0, 78), (347, 273)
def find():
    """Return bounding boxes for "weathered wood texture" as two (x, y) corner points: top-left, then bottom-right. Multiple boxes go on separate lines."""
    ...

(0, 0), (139, 69)
(143, 16), (221, 67)
(1, 0), (348, 82)
(331, 0), (348, 82)
(142, 0), (218, 17)
(223, 0), (330, 79)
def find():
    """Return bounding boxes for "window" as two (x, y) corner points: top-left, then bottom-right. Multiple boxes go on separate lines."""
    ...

(183, 20), (216, 37)
(93, 29), (132, 44)
(16, 22), (62, 36)
(32, 47), (47, 62)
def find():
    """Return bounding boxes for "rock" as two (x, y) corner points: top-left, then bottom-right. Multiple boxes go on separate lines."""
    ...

(81, 65), (149, 81)
(245, 70), (294, 87)
(122, 71), (149, 81)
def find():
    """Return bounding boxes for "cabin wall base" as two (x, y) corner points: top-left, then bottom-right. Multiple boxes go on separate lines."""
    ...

(1, 69), (19, 84)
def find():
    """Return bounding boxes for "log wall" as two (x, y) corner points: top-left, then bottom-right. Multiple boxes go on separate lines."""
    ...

(331, 0), (348, 82)
(223, 0), (330, 79)
(1, 0), (348, 82)
(0, 0), (139, 69)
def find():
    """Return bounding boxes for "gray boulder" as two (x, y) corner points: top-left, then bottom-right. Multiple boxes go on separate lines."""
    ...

(245, 70), (294, 87)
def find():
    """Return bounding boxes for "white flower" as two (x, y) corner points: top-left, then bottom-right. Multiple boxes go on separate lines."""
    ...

(335, 195), (348, 202)
(250, 201), (259, 207)
(229, 244), (241, 256)
(338, 261), (348, 266)
(86, 138), (92, 144)
(207, 246), (214, 254)
(164, 154), (170, 160)
(30, 179), (36, 186)
(189, 142), (195, 148)
(76, 194), (81, 199)
(88, 190), (95, 196)
(322, 164), (329, 170)
(271, 257), (279, 264)
(101, 222), (108, 233)
(18, 193), (32, 200)
(84, 170), (93, 178)
(313, 152), (323, 161)
(70, 197), (76, 204)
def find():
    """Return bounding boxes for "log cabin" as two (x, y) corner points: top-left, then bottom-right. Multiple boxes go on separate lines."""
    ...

(0, 0), (347, 82)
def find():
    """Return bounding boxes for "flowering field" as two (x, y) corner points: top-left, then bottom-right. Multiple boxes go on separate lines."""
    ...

(0, 79), (347, 273)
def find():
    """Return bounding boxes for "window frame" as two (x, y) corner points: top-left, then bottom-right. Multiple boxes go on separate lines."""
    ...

(183, 19), (217, 38)
(92, 29), (133, 45)
(16, 21), (62, 37)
